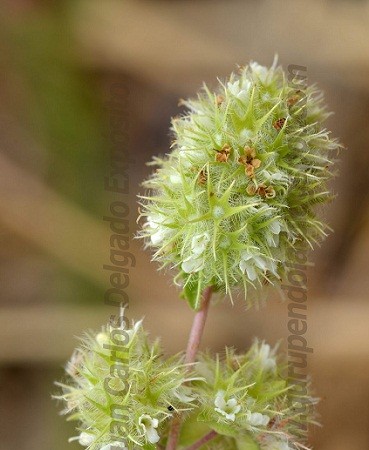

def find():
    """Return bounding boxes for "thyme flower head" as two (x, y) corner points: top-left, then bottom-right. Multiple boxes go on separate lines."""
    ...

(139, 59), (340, 309)
(189, 340), (318, 450)
(55, 320), (196, 450)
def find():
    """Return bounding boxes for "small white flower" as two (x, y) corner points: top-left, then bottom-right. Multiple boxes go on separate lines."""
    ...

(265, 220), (282, 248)
(247, 411), (270, 427)
(269, 220), (281, 235)
(121, 318), (143, 342)
(249, 62), (270, 83)
(214, 390), (241, 422)
(181, 255), (204, 273)
(147, 215), (170, 246)
(169, 172), (182, 185)
(65, 350), (84, 377)
(138, 414), (160, 444)
(239, 259), (257, 280)
(172, 386), (195, 403)
(152, 227), (168, 245)
(239, 252), (262, 280)
(227, 80), (251, 102)
(77, 432), (94, 446)
(239, 251), (278, 280)
(69, 432), (95, 446)
(79, 433), (93, 446)
(191, 232), (210, 255)
(258, 343), (277, 372)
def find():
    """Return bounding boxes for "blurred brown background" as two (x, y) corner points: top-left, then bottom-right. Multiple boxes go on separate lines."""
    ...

(0, 1), (368, 449)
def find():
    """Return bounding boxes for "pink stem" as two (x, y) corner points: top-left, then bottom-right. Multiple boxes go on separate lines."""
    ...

(185, 286), (213, 365)
(184, 430), (218, 450)
(165, 286), (213, 450)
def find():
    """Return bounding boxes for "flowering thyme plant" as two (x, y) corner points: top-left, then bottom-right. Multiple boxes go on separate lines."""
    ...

(56, 60), (339, 450)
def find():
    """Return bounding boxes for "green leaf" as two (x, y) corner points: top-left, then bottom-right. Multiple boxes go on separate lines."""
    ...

(179, 414), (211, 447)
(235, 434), (260, 450)
(182, 273), (202, 310)
(207, 421), (238, 438)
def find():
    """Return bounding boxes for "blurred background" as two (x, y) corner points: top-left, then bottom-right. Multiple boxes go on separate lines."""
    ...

(0, 0), (368, 449)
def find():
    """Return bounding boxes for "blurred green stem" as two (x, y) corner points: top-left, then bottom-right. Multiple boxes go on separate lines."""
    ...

(184, 430), (218, 450)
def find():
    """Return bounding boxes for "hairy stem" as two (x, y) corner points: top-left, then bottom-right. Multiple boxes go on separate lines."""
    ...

(165, 286), (213, 450)
(184, 430), (218, 450)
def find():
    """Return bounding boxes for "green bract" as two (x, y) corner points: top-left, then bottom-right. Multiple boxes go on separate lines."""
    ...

(139, 60), (339, 309)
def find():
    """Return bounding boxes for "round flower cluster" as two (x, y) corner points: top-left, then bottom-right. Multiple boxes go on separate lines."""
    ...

(188, 341), (317, 450)
(55, 320), (196, 450)
(56, 329), (317, 450)
(139, 60), (340, 309)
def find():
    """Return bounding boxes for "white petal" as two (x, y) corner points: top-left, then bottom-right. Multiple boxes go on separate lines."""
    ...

(237, 90), (248, 102)
(181, 255), (203, 273)
(250, 62), (270, 83)
(78, 432), (94, 446)
(233, 405), (241, 414)
(146, 427), (160, 444)
(151, 229), (166, 245)
(147, 215), (165, 230)
(259, 343), (271, 359)
(253, 256), (267, 271)
(240, 250), (253, 261)
(264, 358), (276, 371)
(170, 173), (182, 184)
(225, 413), (236, 421)
(214, 390), (226, 409)
(248, 412), (270, 427)
(266, 259), (278, 276)
(138, 414), (160, 444)
(227, 398), (238, 408)
(151, 418), (159, 428)
(246, 265), (257, 281)
(266, 232), (275, 247)
(227, 80), (241, 96)
(191, 232), (210, 255)
(270, 221), (281, 235)
(173, 388), (195, 403)
(239, 260), (246, 273)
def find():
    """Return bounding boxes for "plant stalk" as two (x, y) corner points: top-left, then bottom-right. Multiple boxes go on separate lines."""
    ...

(165, 286), (213, 450)
(184, 430), (218, 450)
